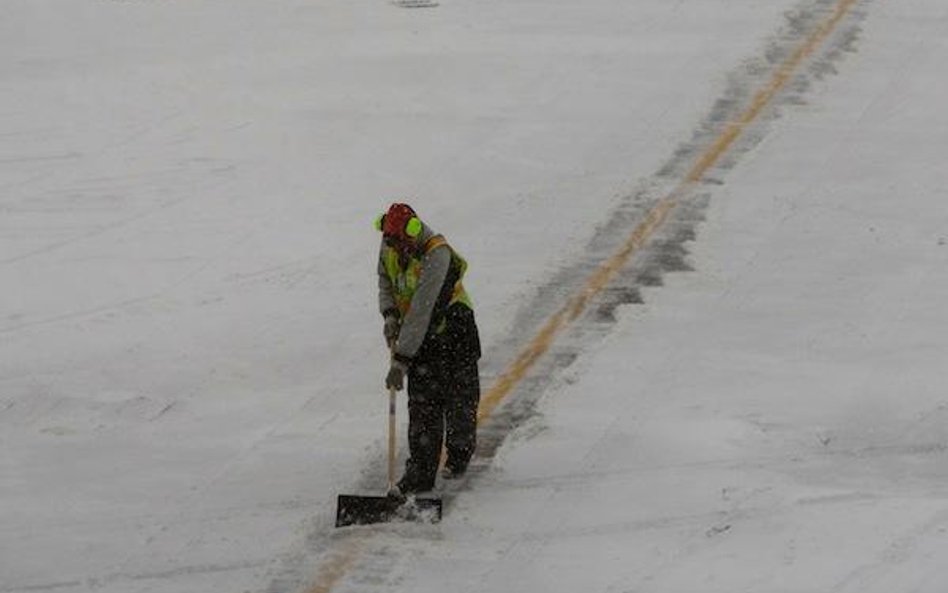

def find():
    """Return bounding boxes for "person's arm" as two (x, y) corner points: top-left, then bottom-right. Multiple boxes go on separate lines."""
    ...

(392, 245), (451, 361)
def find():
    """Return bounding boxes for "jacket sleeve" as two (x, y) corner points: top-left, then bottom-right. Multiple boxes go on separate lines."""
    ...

(378, 246), (398, 317)
(393, 245), (451, 360)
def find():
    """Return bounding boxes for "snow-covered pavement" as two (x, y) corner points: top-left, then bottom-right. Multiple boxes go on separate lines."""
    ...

(2, 0), (946, 592)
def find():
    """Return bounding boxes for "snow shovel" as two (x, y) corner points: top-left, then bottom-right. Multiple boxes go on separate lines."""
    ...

(335, 385), (442, 527)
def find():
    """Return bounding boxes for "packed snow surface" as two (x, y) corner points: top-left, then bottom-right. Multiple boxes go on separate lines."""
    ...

(2, 0), (946, 592)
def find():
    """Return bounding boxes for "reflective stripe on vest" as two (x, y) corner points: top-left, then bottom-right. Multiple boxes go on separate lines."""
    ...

(381, 235), (472, 323)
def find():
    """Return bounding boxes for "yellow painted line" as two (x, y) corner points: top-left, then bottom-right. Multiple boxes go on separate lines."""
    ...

(479, 0), (859, 423)
(476, 194), (677, 422)
(305, 1), (858, 590)
(305, 532), (368, 593)
(685, 0), (859, 184)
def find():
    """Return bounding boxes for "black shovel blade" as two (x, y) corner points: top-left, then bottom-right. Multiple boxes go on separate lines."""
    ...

(335, 493), (442, 527)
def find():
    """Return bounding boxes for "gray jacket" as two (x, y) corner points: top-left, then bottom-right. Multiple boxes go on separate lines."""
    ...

(378, 222), (452, 361)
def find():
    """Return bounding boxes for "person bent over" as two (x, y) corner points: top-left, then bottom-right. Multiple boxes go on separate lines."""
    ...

(375, 202), (481, 494)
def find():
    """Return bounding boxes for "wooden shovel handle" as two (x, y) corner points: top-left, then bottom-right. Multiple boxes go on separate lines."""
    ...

(387, 386), (398, 494)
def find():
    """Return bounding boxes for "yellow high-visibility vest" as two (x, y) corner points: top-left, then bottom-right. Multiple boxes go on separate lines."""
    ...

(381, 235), (473, 325)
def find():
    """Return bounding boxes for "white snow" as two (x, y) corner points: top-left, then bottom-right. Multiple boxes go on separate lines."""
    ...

(2, 0), (946, 592)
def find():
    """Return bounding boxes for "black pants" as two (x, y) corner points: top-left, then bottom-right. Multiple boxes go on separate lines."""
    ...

(400, 305), (481, 492)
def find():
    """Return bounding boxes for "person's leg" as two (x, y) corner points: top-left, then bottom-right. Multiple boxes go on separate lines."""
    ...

(400, 363), (444, 493)
(444, 360), (480, 476)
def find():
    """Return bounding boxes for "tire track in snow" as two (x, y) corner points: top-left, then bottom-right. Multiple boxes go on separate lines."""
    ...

(271, 1), (867, 591)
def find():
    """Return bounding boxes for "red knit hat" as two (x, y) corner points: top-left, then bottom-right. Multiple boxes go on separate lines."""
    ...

(380, 203), (421, 240)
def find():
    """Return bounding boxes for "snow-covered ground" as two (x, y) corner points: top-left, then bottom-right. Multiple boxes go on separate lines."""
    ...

(2, 0), (946, 592)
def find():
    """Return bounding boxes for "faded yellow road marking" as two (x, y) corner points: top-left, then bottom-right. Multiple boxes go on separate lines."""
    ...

(477, 194), (677, 422)
(305, 532), (369, 593)
(306, 0), (858, 590)
(480, 0), (859, 421)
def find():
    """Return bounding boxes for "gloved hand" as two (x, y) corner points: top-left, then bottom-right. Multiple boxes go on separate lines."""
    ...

(383, 311), (401, 348)
(385, 359), (408, 391)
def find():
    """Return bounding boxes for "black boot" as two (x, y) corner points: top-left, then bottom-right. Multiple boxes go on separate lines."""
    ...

(397, 472), (435, 494)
